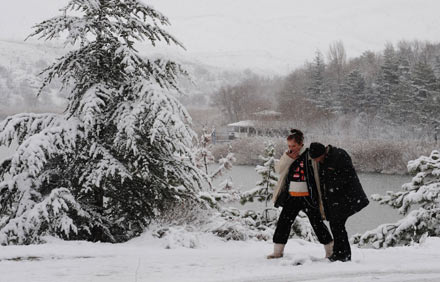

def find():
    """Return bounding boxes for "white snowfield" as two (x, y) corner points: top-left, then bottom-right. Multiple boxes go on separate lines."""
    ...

(0, 233), (440, 282)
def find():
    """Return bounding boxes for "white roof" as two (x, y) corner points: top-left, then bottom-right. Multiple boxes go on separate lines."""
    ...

(253, 110), (282, 116)
(227, 120), (255, 127)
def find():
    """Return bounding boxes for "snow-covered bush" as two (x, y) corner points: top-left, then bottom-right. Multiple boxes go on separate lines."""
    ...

(153, 226), (201, 249)
(208, 208), (275, 241)
(241, 141), (278, 226)
(353, 150), (440, 248)
(0, 0), (205, 244)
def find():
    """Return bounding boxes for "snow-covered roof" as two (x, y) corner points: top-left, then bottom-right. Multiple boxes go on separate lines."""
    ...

(227, 120), (255, 127)
(253, 110), (282, 116)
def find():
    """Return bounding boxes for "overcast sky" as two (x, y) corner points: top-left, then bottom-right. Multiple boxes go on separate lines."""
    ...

(2, 0), (440, 73)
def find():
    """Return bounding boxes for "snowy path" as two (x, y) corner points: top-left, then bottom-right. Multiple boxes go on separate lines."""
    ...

(0, 234), (440, 282)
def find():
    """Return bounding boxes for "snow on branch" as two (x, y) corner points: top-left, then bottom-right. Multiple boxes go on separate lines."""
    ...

(9, 119), (82, 177)
(28, 0), (183, 48)
(354, 150), (440, 248)
(78, 84), (112, 133)
(353, 207), (440, 248)
(371, 150), (440, 215)
(140, 85), (195, 149)
(0, 113), (62, 147)
(0, 0), (205, 245)
(79, 143), (133, 191)
(210, 153), (236, 180)
(240, 142), (277, 206)
(0, 188), (88, 245)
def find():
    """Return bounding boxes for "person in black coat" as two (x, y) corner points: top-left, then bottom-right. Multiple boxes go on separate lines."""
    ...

(309, 142), (369, 262)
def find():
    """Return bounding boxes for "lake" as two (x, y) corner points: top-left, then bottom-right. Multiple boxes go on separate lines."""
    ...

(212, 165), (411, 237)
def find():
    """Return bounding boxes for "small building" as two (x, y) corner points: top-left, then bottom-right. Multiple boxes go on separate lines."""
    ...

(226, 110), (287, 139)
(226, 120), (256, 139)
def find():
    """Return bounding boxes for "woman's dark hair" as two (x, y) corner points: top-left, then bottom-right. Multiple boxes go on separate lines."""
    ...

(286, 129), (304, 144)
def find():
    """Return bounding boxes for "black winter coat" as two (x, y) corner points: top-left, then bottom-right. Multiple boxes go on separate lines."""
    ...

(319, 145), (369, 220)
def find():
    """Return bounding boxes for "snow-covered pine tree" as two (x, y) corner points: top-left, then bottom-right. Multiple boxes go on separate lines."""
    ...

(353, 150), (440, 248)
(338, 69), (366, 114)
(240, 141), (277, 224)
(0, 0), (204, 244)
(371, 44), (399, 124)
(389, 54), (414, 127)
(378, 44), (399, 96)
(410, 61), (439, 129)
(306, 51), (340, 113)
(241, 142), (277, 206)
(411, 60), (438, 96)
(306, 51), (326, 107)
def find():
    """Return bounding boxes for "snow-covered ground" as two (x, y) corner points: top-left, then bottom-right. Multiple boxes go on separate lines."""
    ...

(1, 232), (440, 282)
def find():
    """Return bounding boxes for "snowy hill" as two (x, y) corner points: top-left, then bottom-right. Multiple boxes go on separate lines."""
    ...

(1, 232), (440, 282)
(145, 0), (440, 74)
(0, 40), (248, 117)
(0, 40), (66, 117)
(0, 40), (63, 68)
(3, 0), (440, 75)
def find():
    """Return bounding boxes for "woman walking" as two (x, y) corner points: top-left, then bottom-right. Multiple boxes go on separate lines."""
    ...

(267, 129), (333, 259)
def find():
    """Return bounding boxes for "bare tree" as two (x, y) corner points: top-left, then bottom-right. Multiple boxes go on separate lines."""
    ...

(211, 75), (274, 123)
(327, 40), (347, 90)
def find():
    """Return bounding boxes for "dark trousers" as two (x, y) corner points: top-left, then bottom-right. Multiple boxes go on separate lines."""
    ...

(329, 215), (351, 261)
(273, 196), (333, 245)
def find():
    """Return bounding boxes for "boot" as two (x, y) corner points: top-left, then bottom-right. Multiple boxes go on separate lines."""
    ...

(328, 253), (351, 262)
(267, 243), (285, 259)
(324, 241), (334, 258)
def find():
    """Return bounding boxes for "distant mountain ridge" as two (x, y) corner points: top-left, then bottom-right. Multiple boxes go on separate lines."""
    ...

(0, 40), (251, 117)
(0, 40), (66, 117)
